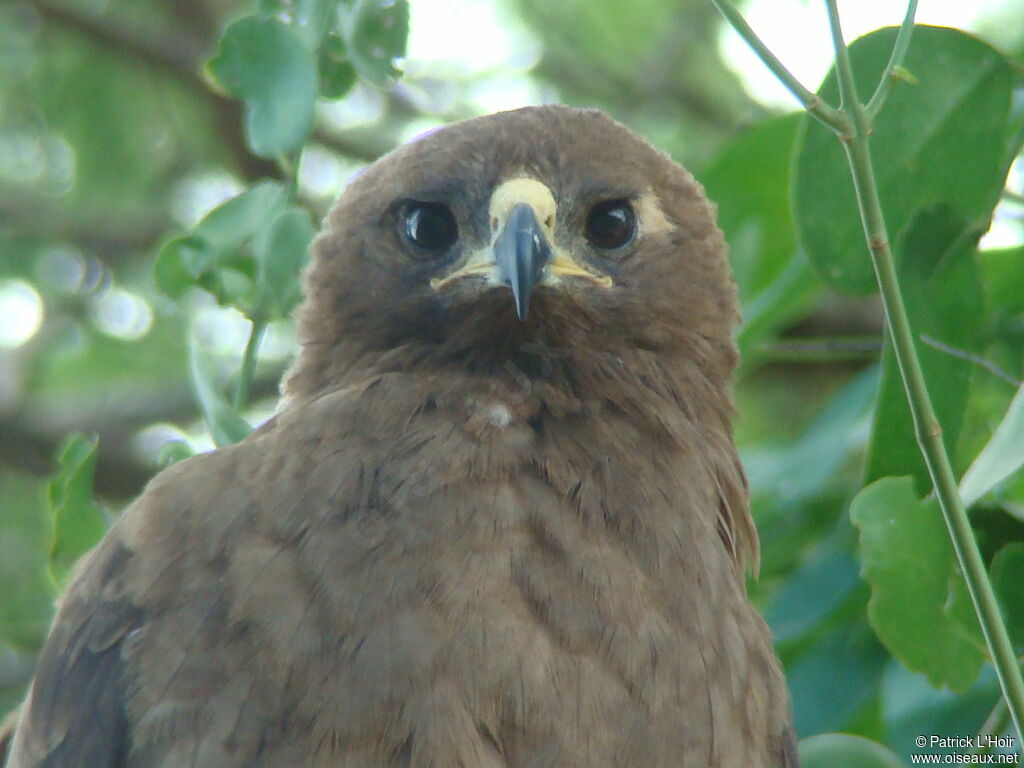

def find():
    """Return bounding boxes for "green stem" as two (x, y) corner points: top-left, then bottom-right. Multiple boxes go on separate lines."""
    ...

(823, 0), (1024, 747)
(865, 0), (918, 119)
(233, 319), (266, 412)
(280, 151), (301, 202)
(709, 0), (847, 132)
(754, 335), (882, 364)
(972, 697), (1009, 755)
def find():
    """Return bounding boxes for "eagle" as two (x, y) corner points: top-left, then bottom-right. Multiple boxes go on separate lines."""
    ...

(6, 105), (797, 767)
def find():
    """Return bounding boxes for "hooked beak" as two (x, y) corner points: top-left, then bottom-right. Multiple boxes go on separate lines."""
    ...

(428, 177), (612, 320)
(493, 203), (551, 320)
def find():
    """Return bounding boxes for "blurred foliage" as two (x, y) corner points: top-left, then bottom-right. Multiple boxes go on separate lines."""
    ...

(1, 0), (1024, 763)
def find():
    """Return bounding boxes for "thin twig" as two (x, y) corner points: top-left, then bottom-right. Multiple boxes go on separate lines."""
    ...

(865, 0), (919, 119)
(920, 334), (1022, 388)
(709, 0), (847, 132)
(755, 336), (883, 363)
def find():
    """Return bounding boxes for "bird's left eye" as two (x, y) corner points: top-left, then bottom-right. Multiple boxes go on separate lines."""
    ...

(403, 202), (458, 255)
(585, 199), (636, 250)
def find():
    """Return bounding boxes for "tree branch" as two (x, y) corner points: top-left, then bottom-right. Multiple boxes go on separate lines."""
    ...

(866, 0), (919, 119)
(709, 0), (846, 131)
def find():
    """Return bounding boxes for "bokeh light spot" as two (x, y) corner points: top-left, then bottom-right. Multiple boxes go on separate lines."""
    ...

(0, 280), (44, 348)
(91, 287), (153, 340)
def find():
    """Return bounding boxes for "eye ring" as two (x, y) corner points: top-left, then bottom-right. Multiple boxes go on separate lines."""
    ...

(402, 202), (458, 256)
(585, 199), (636, 250)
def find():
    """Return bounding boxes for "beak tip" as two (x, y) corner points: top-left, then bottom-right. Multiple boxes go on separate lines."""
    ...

(494, 203), (548, 324)
(511, 286), (529, 321)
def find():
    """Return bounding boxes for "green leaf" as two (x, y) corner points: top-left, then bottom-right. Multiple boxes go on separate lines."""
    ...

(700, 113), (818, 360)
(850, 476), (984, 692)
(207, 17), (317, 158)
(764, 524), (861, 643)
(153, 236), (214, 299)
(881, 661), (1002, 758)
(990, 542), (1024, 650)
(0, 472), (56, 650)
(188, 339), (253, 447)
(980, 245), (1024, 317)
(215, 268), (258, 310)
(960, 382), (1024, 507)
(158, 441), (195, 467)
(291, 0), (339, 49)
(702, 114), (802, 299)
(259, 206), (315, 318)
(743, 365), (878, 509)
(47, 435), (108, 587)
(786, 621), (888, 737)
(863, 206), (984, 492)
(154, 183), (288, 315)
(319, 34), (358, 99)
(194, 182), (287, 252)
(793, 25), (1013, 294)
(342, 0), (409, 87)
(799, 733), (906, 768)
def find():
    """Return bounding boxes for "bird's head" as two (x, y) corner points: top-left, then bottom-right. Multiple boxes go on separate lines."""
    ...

(287, 106), (739, 397)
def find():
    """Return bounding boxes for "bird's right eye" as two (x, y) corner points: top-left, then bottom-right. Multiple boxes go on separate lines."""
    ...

(402, 202), (458, 255)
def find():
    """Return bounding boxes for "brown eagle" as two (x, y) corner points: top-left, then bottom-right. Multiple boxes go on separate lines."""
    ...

(6, 106), (797, 767)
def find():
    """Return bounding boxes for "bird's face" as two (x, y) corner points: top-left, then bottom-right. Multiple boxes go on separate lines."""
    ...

(294, 106), (738, 388)
(428, 176), (616, 321)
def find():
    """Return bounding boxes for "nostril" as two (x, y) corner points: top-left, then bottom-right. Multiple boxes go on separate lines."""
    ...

(544, 215), (554, 229)
(490, 216), (498, 231)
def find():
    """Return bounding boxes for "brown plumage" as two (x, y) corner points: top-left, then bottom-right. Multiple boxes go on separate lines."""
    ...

(6, 105), (797, 767)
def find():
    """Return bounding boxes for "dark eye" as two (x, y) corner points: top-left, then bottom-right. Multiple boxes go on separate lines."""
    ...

(585, 199), (636, 250)
(403, 202), (458, 255)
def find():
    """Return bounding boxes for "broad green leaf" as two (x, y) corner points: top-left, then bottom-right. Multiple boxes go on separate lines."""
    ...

(701, 114), (802, 298)
(153, 236), (214, 299)
(0, 472), (56, 650)
(158, 441), (195, 468)
(787, 621), (888, 737)
(204, 267), (258, 311)
(47, 435), (108, 586)
(194, 182), (287, 252)
(881, 661), (1002, 758)
(799, 733), (906, 768)
(699, 113), (818, 360)
(735, 248), (818, 365)
(207, 17), (318, 158)
(863, 207), (984, 492)
(793, 25), (1012, 294)
(990, 543), (1024, 650)
(153, 183), (288, 315)
(259, 206), (315, 318)
(979, 245), (1024, 317)
(188, 339), (253, 447)
(850, 477), (984, 692)
(960, 382), (1024, 507)
(743, 365), (878, 511)
(319, 34), (358, 99)
(342, 0), (409, 87)
(764, 523), (861, 643)
(291, 0), (339, 49)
